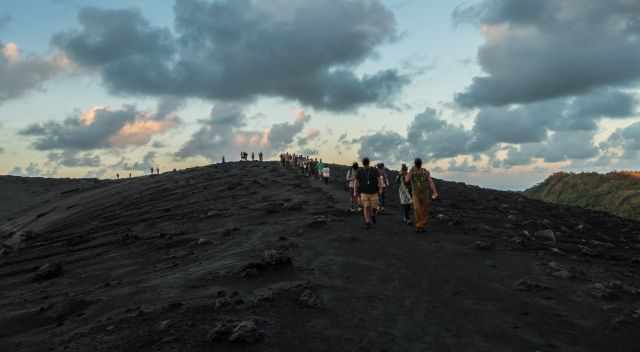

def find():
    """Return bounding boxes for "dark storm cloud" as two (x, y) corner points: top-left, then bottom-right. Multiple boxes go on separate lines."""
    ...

(358, 131), (409, 164)
(357, 94), (627, 170)
(407, 108), (472, 159)
(19, 106), (137, 151)
(498, 130), (599, 168)
(19, 104), (180, 153)
(52, 0), (409, 112)
(454, 0), (640, 107)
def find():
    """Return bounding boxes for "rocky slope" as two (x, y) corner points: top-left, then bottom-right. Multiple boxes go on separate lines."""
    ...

(1, 162), (639, 351)
(525, 171), (640, 221)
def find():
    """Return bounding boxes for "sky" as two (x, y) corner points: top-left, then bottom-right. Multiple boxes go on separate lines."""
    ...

(1, 0), (640, 190)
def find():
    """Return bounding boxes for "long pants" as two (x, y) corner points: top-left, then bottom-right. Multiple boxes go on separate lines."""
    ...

(402, 204), (411, 221)
(412, 193), (431, 230)
(379, 190), (386, 208)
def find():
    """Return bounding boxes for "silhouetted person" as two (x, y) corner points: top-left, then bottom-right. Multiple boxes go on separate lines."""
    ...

(377, 163), (390, 212)
(156, 168), (160, 175)
(354, 157), (382, 229)
(397, 164), (412, 225)
(259, 152), (263, 162)
(405, 158), (439, 233)
(129, 173), (132, 178)
(251, 152), (255, 161)
(346, 162), (359, 212)
(150, 167), (154, 176)
(222, 156), (226, 163)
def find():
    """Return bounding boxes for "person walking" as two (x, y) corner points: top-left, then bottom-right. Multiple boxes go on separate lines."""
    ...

(396, 164), (413, 225)
(322, 164), (330, 184)
(377, 163), (390, 212)
(259, 152), (263, 162)
(346, 162), (360, 212)
(405, 158), (439, 233)
(354, 157), (382, 229)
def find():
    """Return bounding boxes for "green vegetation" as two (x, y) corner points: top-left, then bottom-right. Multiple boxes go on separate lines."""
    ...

(525, 171), (640, 221)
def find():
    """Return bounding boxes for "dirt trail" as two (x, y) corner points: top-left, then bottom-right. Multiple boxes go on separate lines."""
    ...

(1, 162), (639, 351)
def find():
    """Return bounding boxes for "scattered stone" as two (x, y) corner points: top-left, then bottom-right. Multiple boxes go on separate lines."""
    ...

(436, 214), (449, 221)
(209, 319), (264, 344)
(298, 290), (322, 308)
(215, 297), (232, 310)
(307, 216), (328, 228)
(283, 200), (305, 211)
(262, 250), (292, 266)
(590, 283), (619, 300)
(552, 270), (572, 279)
(474, 241), (495, 251)
(33, 263), (63, 281)
(514, 278), (551, 292)
(156, 320), (171, 331)
(229, 320), (263, 343)
(197, 238), (213, 245)
(534, 230), (556, 244)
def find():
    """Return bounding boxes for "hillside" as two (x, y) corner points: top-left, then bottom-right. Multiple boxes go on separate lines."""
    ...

(525, 172), (640, 221)
(1, 162), (640, 351)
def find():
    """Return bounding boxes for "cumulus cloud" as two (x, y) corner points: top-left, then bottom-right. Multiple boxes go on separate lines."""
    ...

(46, 150), (101, 167)
(297, 128), (321, 146)
(176, 103), (309, 161)
(19, 104), (180, 152)
(602, 122), (640, 159)
(357, 95), (629, 171)
(9, 163), (56, 177)
(52, 1), (408, 111)
(454, 0), (640, 107)
(0, 41), (68, 105)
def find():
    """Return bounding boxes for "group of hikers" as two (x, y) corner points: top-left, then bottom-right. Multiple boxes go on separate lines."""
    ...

(238, 152), (263, 162)
(346, 157), (438, 231)
(280, 152), (439, 232)
(280, 153), (331, 184)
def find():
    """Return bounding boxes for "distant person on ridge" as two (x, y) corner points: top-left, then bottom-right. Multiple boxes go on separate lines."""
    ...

(354, 157), (382, 229)
(397, 164), (413, 225)
(222, 156), (225, 163)
(322, 164), (330, 185)
(251, 152), (255, 161)
(150, 167), (154, 176)
(156, 167), (159, 175)
(316, 159), (324, 180)
(346, 162), (360, 212)
(405, 158), (439, 233)
(259, 152), (263, 162)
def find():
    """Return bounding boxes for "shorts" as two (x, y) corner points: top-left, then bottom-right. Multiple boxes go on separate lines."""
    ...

(360, 193), (379, 209)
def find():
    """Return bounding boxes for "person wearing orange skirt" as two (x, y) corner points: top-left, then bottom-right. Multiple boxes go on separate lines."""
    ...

(405, 158), (439, 233)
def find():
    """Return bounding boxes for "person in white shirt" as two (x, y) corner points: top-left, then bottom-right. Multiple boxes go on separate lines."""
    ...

(322, 166), (330, 185)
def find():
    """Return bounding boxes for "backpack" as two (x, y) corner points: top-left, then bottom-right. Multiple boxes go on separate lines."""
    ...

(356, 167), (379, 194)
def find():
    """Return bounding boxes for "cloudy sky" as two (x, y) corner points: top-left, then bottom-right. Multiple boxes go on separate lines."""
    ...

(1, 0), (640, 190)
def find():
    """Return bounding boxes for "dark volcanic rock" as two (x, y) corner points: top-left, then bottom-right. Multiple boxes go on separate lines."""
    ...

(298, 289), (322, 308)
(514, 278), (551, 292)
(33, 263), (63, 281)
(208, 319), (264, 344)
